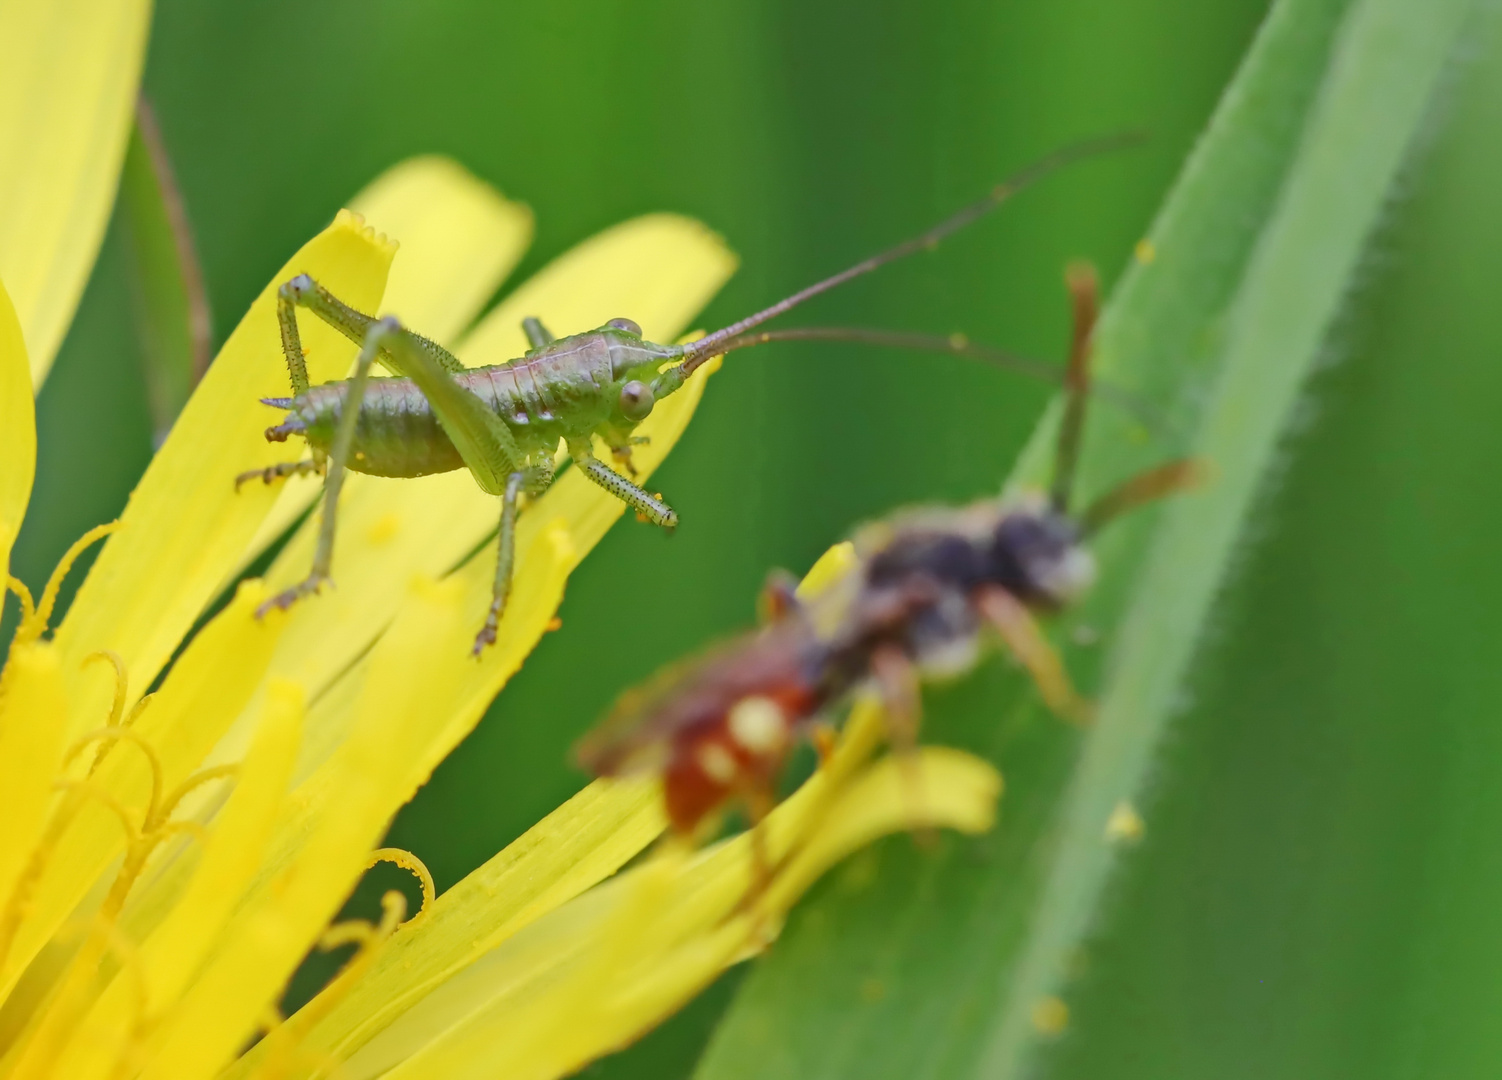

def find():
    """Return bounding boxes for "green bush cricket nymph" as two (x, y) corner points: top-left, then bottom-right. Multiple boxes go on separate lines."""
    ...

(245, 135), (1139, 654)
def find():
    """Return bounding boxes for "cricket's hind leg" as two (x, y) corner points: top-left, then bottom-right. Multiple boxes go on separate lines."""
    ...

(234, 459), (323, 490)
(257, 317), (399, 618)
(472, 460), (554, 656)
(568, 441), (678, 531)
(278, 273), (467, 377)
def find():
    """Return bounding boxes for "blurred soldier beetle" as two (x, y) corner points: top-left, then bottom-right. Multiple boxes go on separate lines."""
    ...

(574, 265), (1200, 854)
(243, 136), (1145, 653)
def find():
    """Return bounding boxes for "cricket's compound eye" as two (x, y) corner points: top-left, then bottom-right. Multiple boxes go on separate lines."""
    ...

(607, 317), (642, 336)
(618, 379), (655, 421)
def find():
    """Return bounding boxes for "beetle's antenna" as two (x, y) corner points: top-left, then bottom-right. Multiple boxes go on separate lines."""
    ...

(679, 131), (1145, 375)
(1050, 263), (1098, 514)
(712, 325), (1162, 431)
(1078, 459), (1203, 536)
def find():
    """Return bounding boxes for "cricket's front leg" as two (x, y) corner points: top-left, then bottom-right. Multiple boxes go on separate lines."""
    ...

(569, 442), (678, 531)
(256, 317), (394, 619)
(472, 463), (552, 656)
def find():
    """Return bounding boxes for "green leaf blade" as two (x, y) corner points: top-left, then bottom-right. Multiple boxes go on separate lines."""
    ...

(694, 1), (1478, 1077)
(979, 1), (1483, 1075)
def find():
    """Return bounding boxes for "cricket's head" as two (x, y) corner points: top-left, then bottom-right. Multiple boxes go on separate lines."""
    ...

(598, 318), (686, 430)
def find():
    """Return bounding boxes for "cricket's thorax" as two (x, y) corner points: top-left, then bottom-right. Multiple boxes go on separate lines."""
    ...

(265, 338), (623, 478)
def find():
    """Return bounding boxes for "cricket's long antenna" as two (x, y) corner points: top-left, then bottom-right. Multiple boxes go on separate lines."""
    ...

(714, 327), (1060, 381)
(712, 325), (1162, 429)
(679, 131), (1144, 376)
(1050, 263), (1098, 514)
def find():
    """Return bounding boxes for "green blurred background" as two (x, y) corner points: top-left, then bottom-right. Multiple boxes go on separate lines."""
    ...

(12, 1), (1502, 1076)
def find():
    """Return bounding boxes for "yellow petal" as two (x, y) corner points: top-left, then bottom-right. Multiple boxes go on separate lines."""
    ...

(0, 0), (151, 387)
(346, 747), (1000, 1080)
(241, 157), (537, 571)
(54, 680), (304, 1080)
(457, 213), (734, 363)
(225, 776), (665, 1075)
(0, 582), (287, 1002)
(360, 156), (534, 345)
(0, 279), (32, 578)
(232, 531), (836, 1071)
(212, 216), (734, 782)
(222, 518), (577, 943)
(50, 213), (393, 741)
(139, 570), (525, 1080)
(763, 747), (1001, 911)
(796, 541), (858, 599)
(0, 644), (66, 921)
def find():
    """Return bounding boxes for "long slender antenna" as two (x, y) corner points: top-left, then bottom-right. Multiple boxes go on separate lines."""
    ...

(1050, 263), (1098, 513)
(679, 131), (1144, 376)
(711, 325), (1162, 430)
(1079, 459), (1203, 536)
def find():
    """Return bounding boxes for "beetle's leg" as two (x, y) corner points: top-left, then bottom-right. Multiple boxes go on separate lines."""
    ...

(521, 317), (555, 350)
(976, 586), (1093, 724)
(735, 779), (778, 906)
(810, 721), (838, 767)
(871, 644), (931, 839)
(278, 273), (466, 376)
(257, 318), (394, 618)
(234, 459), (323, 491)
(757, 569), (801, 625)
(569, 442), (678, 531)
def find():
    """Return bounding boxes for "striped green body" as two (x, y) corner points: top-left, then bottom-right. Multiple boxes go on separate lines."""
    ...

(267, 328), (682, 477)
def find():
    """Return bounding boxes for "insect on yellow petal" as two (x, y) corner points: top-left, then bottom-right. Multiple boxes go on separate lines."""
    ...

(225, 217), (734, 784)
(50, 213), (394, 740)
(0, 279), (33, 578)
(0, 0), (151, 388)
(240, 156), (538, 571)
(279, 348), (719, 797)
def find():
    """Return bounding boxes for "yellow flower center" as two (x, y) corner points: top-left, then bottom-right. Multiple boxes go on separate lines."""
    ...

(0, 529), (439, 1079)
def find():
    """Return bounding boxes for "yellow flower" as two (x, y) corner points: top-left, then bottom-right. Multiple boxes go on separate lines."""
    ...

(0, 11), (1002, 1078)
(0, 0), (152, 389)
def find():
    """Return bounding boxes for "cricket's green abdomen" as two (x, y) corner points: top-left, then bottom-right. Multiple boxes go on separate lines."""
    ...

(289, 378), (467, 477)
(271, 337), (619, 479)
